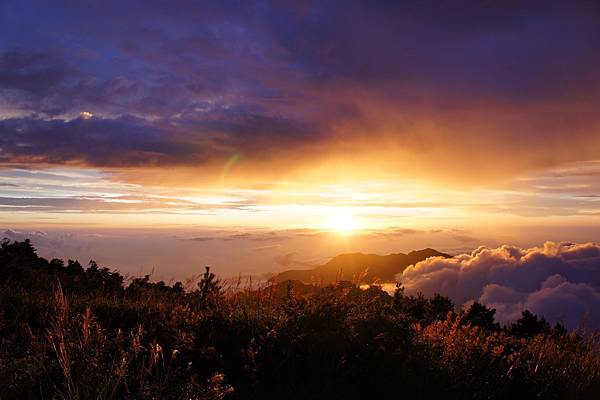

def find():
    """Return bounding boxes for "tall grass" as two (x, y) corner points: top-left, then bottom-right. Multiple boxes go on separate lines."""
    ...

(1, 239), (599, 399)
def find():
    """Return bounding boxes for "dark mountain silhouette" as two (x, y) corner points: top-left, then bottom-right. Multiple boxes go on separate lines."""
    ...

(272, 248), (450, 285)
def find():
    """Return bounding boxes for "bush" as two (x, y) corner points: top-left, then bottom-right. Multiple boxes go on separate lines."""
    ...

(1, 240), (599, 399)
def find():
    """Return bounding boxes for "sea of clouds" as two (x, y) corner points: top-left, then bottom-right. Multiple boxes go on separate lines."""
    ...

(397, 242), (600, 329)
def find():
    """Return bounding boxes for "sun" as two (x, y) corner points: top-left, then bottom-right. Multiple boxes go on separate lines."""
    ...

(326, 208), (359, 235)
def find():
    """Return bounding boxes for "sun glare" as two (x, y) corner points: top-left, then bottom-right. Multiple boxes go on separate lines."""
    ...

(326, 208), (359, 235)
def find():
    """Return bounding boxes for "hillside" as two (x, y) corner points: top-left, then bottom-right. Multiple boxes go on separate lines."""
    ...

(272, 248), (450, 284)
(1, 239), (597, 399)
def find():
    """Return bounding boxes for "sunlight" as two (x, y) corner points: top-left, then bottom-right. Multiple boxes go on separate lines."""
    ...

(325, 208), (359, 235)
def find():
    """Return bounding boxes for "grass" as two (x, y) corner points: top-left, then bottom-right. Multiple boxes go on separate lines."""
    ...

(1, 238), (599, 399)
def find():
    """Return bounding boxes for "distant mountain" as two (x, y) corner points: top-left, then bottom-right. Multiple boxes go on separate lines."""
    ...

(272, 248), (450, 285)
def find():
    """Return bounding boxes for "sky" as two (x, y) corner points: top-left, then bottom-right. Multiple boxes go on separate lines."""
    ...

(1, 1), (600, 287)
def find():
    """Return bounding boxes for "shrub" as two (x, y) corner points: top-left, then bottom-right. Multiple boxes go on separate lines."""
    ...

(1, 240), (599, 399)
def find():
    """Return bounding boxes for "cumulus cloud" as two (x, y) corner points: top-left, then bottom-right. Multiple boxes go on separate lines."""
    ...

(398, 242), (600, 329)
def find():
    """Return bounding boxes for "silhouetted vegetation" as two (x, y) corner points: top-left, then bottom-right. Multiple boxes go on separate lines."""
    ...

(1, 239), (599, 399)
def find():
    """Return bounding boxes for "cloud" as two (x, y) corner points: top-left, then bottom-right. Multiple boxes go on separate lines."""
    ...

(3, 228), (46, 241)
(1, 2), (600, 183)
(274, 252), (316, 269)
(187, 237), (215, 242)
(0, 50), (72, 94)
(274, 252), (297, 268)
(0, 115), (213, 167)
(0, 111), (329, 172)
(1, 228), (85, 254)
(398, 242), (600, 329)
(253, 244), (282, 252)
(185, 231), (290, 243)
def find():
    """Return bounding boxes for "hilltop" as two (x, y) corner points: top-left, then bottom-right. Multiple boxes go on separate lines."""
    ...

(272, 248), (450, 284)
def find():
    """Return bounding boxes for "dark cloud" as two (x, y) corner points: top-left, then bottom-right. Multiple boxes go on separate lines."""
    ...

(3, 1), (600, 105)
(1, 1), (600, 179)
(399, 242), (600, 329)
(0, 116), (183, 167)
(0, 50), (71, 94)
(0, 112), (324, 168)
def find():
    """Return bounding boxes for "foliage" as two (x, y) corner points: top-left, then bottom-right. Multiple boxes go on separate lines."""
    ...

(462, 301), (501, 332)
(1, 239), (599, 399)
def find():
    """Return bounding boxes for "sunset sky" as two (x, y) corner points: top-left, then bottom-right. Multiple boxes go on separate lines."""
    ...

(1, 1), (600, 279)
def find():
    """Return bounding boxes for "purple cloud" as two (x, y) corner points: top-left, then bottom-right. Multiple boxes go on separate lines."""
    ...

(1, 1), (600, 180)
(399, 242), (600, 329)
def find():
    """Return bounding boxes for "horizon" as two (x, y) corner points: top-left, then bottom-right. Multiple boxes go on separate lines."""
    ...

(2, 1), (600, 328)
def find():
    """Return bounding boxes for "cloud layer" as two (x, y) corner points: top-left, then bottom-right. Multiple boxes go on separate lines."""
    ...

(2, 1), (600, 183)
(399, 242), (600, 329)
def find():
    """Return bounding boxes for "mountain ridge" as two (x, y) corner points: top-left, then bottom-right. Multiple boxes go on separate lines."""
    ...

(272, 248), (451, 285)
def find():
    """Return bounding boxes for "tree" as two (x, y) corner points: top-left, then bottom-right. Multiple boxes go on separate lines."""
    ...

(462, 302), (500, 331)
(426, 293), (455, 322)
(508, 310), (550, 338)
(0, 238), (39, 284)
(197, 266), (222, 306)
(393, 284), (455, 323)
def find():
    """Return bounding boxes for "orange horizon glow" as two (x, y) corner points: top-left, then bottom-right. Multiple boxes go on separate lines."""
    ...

(2, 161), (600, 236)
